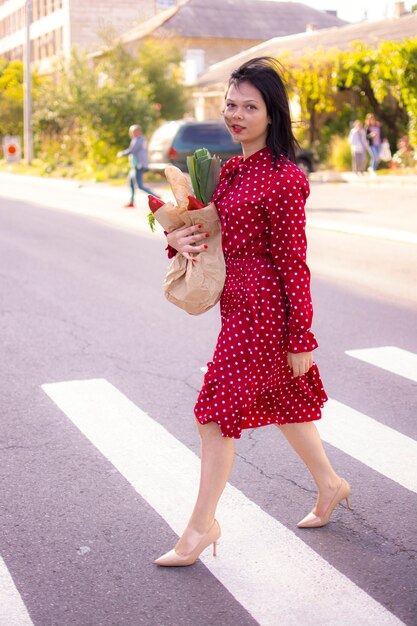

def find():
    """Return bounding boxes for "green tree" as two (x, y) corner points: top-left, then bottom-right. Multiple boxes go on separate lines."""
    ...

(33, 38), (186, 171)
(276, 37), (417, 161)
(371, 39), (417, 144)
(136, 38), (185, 121)
(334, 42), (409, 144)
(0, 59), (24, 137)
(285, 49), (338, 144)
(0, 58), (43, 139)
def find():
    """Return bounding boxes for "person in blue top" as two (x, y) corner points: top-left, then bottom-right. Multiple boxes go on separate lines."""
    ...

(118, 124), (159, 207)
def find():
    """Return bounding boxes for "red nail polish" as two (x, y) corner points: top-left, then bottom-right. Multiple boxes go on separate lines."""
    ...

(205, 233), (210, 238)
(198, 224), (203, 229)
(204, 244), (208, 249)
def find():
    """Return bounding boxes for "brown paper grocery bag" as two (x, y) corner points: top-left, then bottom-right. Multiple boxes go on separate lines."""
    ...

(163, 202), (226, 315)
(152, 201), (185, 232)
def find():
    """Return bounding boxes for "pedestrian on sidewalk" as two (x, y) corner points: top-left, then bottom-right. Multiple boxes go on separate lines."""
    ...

(348, 120), (368, 174)
(117, 124), (159, 208)
(155, 56), (351, 568)
(364, 113), (382, 175)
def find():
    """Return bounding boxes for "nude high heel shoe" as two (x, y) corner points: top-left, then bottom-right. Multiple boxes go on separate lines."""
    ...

(154, 520), (221, 567)
(297, 478), (352, 528)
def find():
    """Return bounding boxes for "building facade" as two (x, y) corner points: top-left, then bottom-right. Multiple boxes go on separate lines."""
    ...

(0, 0), (174, 72)
(119, 0), (345, 86)
(194, 11), (417, 120)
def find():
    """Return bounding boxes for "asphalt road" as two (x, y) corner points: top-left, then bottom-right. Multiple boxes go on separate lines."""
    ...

(0, 175), (416, 626)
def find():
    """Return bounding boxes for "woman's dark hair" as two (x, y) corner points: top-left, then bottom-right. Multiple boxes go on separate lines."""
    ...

(227, 56), (298, 164)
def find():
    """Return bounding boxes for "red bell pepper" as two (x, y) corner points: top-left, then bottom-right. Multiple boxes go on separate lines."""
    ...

(148, 195), (165, 213)
(187, 195), (206, 210)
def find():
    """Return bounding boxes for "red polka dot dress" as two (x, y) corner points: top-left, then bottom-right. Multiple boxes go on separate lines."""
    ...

(194, 147), (328, 439)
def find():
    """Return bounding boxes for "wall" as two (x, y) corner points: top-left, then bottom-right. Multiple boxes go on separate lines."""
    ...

(68, 0), (156, 52)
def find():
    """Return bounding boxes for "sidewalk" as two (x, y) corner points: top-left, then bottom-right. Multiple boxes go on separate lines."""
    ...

(1, 171), (415, 245)
(310, 169), (417, 186)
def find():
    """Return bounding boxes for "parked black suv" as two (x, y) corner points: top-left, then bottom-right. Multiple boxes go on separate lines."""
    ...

(148, 120), (315, 175)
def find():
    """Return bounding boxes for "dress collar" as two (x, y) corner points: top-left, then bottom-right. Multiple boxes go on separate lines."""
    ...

(238, 146), (270, 168)
(221, 147), (271, 180)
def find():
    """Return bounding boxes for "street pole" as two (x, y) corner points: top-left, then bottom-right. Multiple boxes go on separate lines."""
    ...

(23, 0), (33, 164)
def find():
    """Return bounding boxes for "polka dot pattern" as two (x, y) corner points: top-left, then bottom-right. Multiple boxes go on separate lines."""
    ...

(194, 147), (328, 439)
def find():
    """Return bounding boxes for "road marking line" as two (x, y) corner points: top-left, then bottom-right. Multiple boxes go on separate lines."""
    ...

(200, 362), (417, 492)
(317, 399), (417, 493)
(307, 219), (417, 244)
(42, 379), (404, 626)
(0, 557), (34, 626)
(346, 346), (417, 383)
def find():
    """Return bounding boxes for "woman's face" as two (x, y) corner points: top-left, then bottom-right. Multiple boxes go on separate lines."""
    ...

(223, 81), (271, 151)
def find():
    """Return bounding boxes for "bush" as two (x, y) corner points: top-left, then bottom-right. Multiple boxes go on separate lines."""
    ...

(31, 40), (186, 176)
(327, 135), (354, 171)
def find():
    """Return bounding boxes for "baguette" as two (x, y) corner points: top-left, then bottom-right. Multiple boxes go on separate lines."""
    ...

(165, 165), (193, 211)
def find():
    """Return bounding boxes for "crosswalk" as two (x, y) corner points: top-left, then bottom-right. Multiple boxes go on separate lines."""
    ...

(345, 346), (417, 383)
(0, 557), (34, 626)
(317, 399), (417, 493)
(2, 345), (415, 626)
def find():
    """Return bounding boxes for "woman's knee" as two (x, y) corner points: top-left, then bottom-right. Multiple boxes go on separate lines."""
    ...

(197, 420), (232, 445)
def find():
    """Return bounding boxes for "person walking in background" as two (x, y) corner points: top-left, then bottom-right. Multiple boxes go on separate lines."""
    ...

(364, 113), (382, 175)
(155, 57), (351, 568)
(348, 120), (368, 175)
(117, 124), (159, 208)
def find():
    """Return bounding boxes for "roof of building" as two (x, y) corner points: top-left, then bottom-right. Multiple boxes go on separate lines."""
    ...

(158, 0), (345, 39)
(121, 0), (346, 45)
(120, 4), (181, 44)
(197, 12), (417, 86)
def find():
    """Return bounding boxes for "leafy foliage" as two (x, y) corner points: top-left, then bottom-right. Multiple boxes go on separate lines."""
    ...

(137, 38), (185, 121)
(279, 37), (417, 162)
(1, 37), (186, 174)
(0, 58), (43, 138)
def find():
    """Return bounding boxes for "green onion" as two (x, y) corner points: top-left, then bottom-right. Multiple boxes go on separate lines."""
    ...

(186, 148), (221, 205)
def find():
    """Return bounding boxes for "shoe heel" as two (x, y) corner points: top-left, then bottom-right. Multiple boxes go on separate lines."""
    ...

(213, 541), (217, 557)
(346, 496), (352, 510)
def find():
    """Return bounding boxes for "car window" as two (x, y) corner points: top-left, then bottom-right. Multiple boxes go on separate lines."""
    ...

(178, 124), (236, 148)
(149, 121), (181, 146)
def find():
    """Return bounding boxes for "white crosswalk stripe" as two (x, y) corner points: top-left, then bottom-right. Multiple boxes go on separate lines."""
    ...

(0, 557), (34, 626)
(203, 351), (417, 493)
(317, 399), (417, 493)
(42, 378), (405, 626)
(346, 346), (417, 383)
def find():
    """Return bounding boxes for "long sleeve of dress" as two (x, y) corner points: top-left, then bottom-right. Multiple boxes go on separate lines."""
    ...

(263, 172), (318, 353)
(164, 232), (177, 259)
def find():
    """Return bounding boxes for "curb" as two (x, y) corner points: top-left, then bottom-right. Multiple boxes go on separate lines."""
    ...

(310, 171), (417, 186)
(307, 219), (417, 245)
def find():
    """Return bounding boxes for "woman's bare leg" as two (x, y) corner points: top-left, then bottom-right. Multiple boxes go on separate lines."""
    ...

(175, 421), (234, 554)
(278, 422), (342, 517)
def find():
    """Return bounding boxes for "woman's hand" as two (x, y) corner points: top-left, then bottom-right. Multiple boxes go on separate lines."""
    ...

(287, 351), (313, 377)
(166, 224), (209, 261)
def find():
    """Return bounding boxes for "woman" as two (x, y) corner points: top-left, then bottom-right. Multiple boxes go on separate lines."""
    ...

(348, 120), (368, 174)
(364, 113), (382, 173)
(155, 57), (351, 567)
